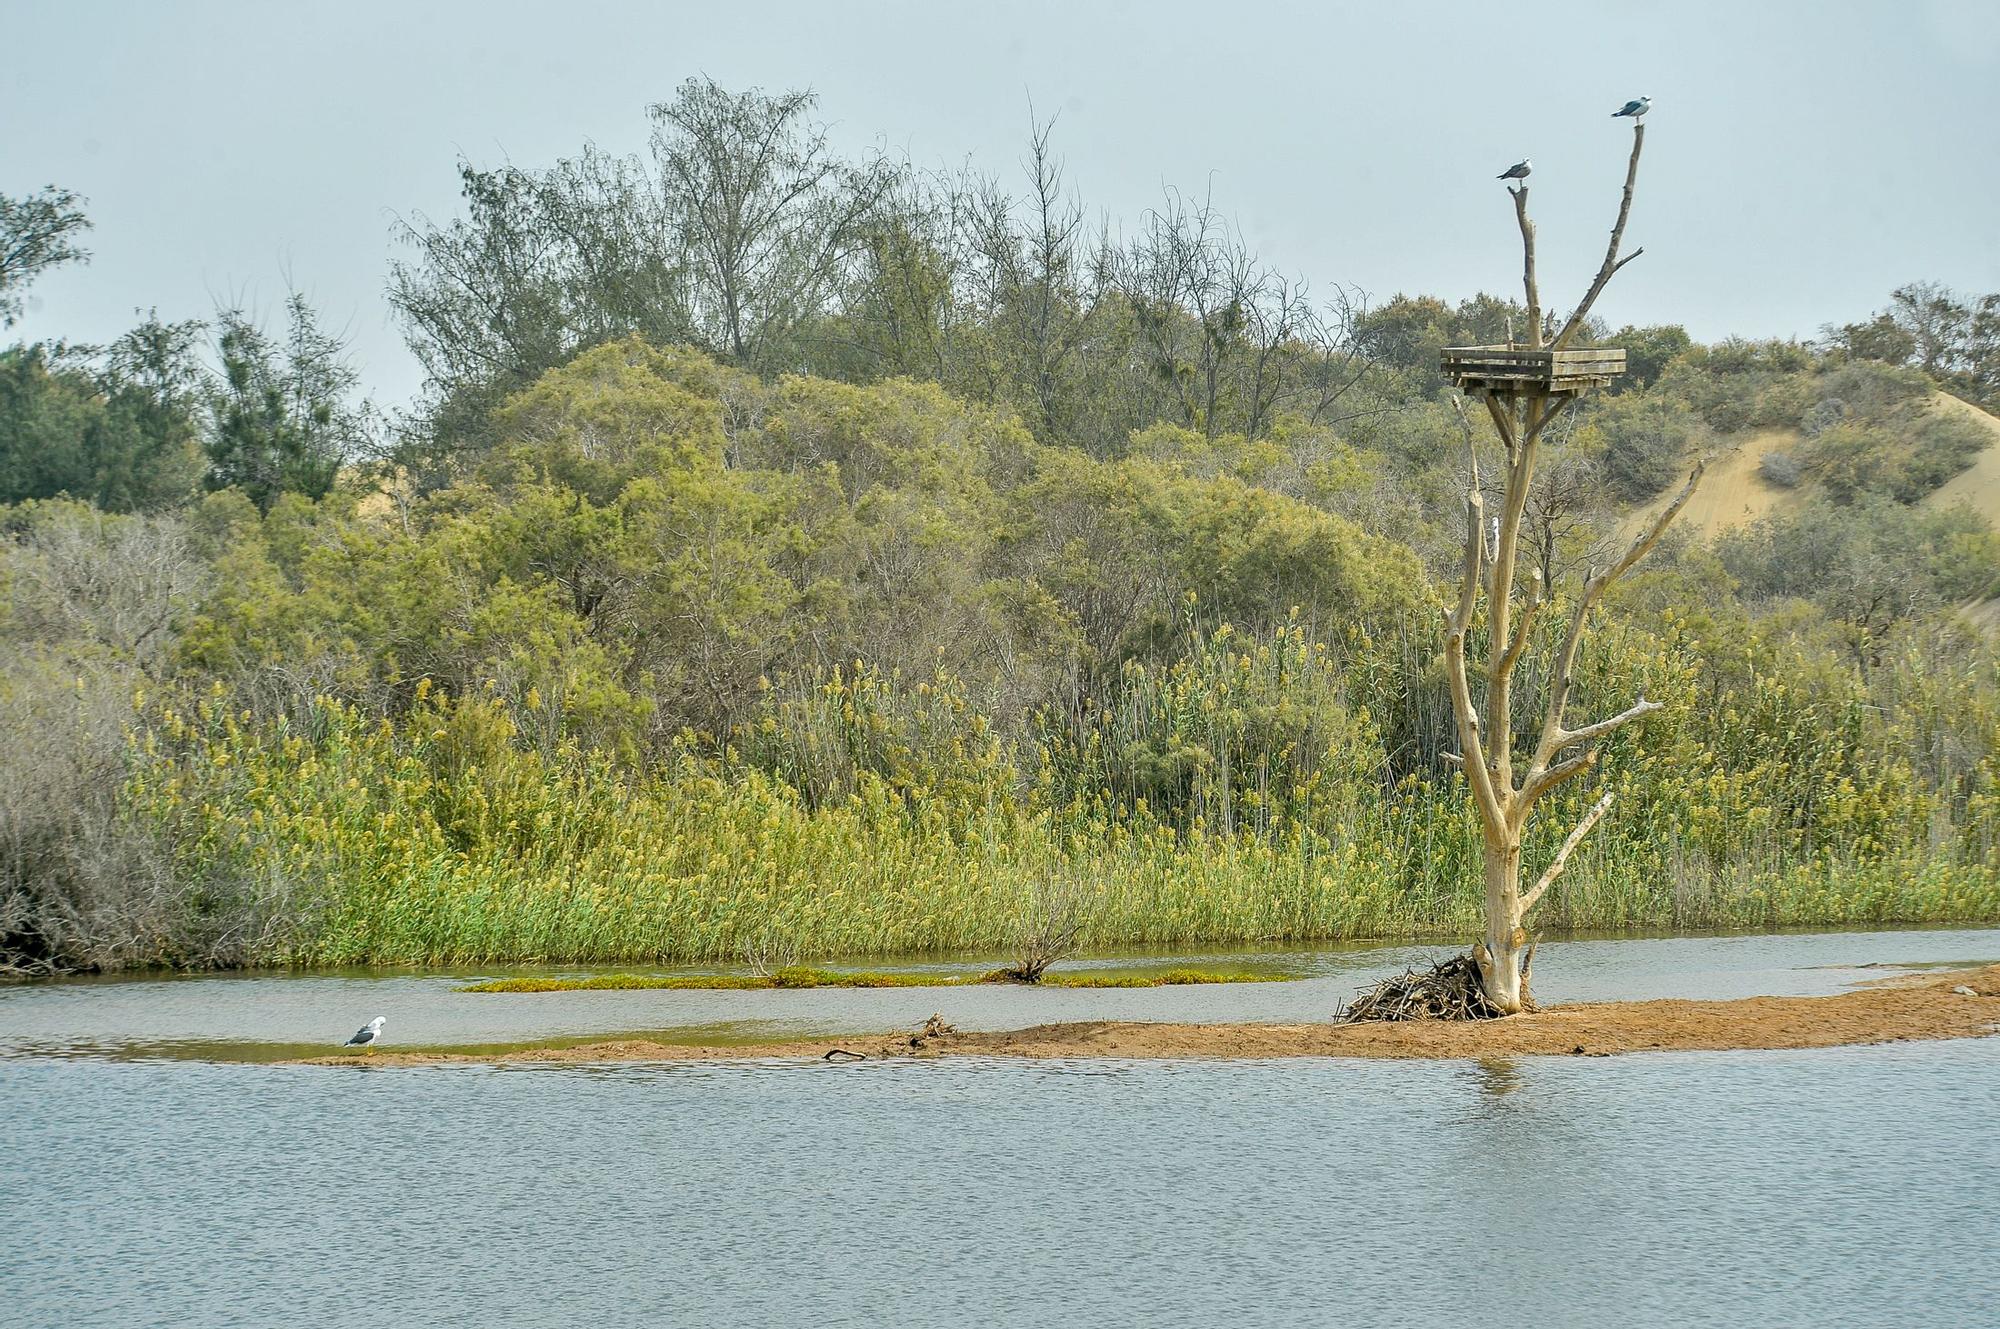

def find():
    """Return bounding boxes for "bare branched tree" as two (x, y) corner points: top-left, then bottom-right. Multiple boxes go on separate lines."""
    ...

(1114, 187), (1260, 438)
(651, 78), (899, 372)
(1111, 187), (1372, 443)
(8, 508), (207, 673)
(1004, 869), (1093, 982)
(957, 112), (1094, 440)
(1442, 121), (1703, 1014)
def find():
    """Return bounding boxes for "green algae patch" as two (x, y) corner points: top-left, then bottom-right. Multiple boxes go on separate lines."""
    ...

(460, 964), (1290, 993)
(1036, 968), (1278, 988)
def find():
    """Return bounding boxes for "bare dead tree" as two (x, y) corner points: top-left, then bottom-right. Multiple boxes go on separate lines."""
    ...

(650, 78), (898, 372)
(1114, 186), (1259, 438)
(1018, 113), (1088, 438)
(1441, 121), (1704, 1014)
(1003, 869), (1092, 982)
(1110, 187), (1370, 443)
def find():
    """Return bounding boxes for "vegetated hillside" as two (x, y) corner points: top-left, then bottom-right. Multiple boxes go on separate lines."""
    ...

(1617, 390), (2000, 631)
(9, 337), (2000, 977)
(1921, 394), (2000, 522)
(1624, 391), (2000, 542)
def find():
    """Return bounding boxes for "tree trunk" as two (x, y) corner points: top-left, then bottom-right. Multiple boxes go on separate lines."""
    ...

(1474, 835), (1528, 1014)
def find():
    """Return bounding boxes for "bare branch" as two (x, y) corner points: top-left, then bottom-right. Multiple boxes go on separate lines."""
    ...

(1519, 694), (1665, 812)
(1533, 460), (1703, 772)
(1553, 123), (1646, 350)
(1444, 490), (1504, 827)
(1448, 492), (1484, 637)
(1494, 568), (1545, 686)
(1448, 392), (1481, 491)
(1483, 415), (1545, 788)
(1527, 394), (1571, 439)
(1551, 695), (1663, 752)
(1510, 185), (1541, 348)
(1517, 748), (1599, 814)
(1519, 792), (1615, 915)
(1482, 392), (1516, 456)
(1596, 458), (1705, 596)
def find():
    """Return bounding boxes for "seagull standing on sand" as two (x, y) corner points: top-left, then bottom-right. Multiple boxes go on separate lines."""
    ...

(1612, 96), (1651, 119)
(344, 1016), (386, 1054)
(1497, 159), (1532, 181)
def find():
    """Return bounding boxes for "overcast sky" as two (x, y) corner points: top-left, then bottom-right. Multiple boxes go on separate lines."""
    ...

(7, 0), (1998, 408)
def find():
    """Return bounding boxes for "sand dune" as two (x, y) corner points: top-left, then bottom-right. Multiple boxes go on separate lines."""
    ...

(1622, 392), (2000, 547)
(1921, 391), (2000, 521)
(1636, 426), (1798, 541)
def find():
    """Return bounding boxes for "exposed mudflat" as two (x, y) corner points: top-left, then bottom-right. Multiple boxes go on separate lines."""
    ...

(301, 963), (2000, 1067)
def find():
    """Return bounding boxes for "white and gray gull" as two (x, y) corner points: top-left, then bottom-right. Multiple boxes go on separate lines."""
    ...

(1613, 96), (1651, 119)
(344, 1016), (386, 1052)
(1497, 159), (1532, 181)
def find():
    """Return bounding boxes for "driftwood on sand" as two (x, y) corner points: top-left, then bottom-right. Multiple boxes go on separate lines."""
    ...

(1339, 953), (1519, 1023)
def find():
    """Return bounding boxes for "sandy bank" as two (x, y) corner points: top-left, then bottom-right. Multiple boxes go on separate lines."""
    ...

(301, 964), (2000, 1068)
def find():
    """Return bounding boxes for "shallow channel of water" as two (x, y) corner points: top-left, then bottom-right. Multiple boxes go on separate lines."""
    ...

(5, 924), (1999, 1062)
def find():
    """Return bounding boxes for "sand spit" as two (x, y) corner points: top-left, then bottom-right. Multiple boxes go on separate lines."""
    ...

(300, 964), (2000, 1068)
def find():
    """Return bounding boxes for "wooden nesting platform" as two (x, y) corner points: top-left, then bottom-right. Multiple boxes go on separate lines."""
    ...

(1442, 345), (1626, 396)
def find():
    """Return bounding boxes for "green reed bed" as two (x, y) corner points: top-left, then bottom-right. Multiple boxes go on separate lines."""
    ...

(104, 673), (2000, 973)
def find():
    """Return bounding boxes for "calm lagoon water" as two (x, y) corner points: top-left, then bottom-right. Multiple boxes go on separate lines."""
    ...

(6, 925), (1999, 1063)
(3, 926), (1998, 1326)
(4, 1044), (1998, 1326)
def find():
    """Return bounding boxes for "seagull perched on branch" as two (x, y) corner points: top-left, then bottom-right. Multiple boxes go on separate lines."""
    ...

(1612, 96), (1651, 119)
(1497, 159), (1532, 181)
(343, 1016), (386, 1054)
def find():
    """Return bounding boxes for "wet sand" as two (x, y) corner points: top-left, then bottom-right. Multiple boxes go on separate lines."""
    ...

(299, 963), (2000, 1067)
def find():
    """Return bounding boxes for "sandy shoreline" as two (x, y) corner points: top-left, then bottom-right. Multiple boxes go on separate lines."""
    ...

(299, 963), (2000, 1068)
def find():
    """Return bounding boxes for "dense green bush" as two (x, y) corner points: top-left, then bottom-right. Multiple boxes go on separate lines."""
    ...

(1718, 497), (2000, 651)
(1581, 393), (1703, 500)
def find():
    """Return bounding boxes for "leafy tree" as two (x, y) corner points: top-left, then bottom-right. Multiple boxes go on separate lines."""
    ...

(0, 316), (203, 512)
(0, 187), (91, 326)
(652, 78), (899, 372)
(1825, 281), (2000, 409)
(1886, 282), (1974, 378)
(1352, 292), (1524, 396)
(1605, 323), (1692, 391)
(0, 347), (99, 506)
(391, 78), (899, 440)
(203, 294), (371, 511)
(1656, 338), (1818, 431)
(1825, 311), (1917, 367)
(389, 149), (694, 465)
(97, 314), (207, 510)
(392, 83), (1384, 468)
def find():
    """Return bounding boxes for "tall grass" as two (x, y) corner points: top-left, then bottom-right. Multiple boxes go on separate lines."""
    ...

(95, 613), (2000, 972)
